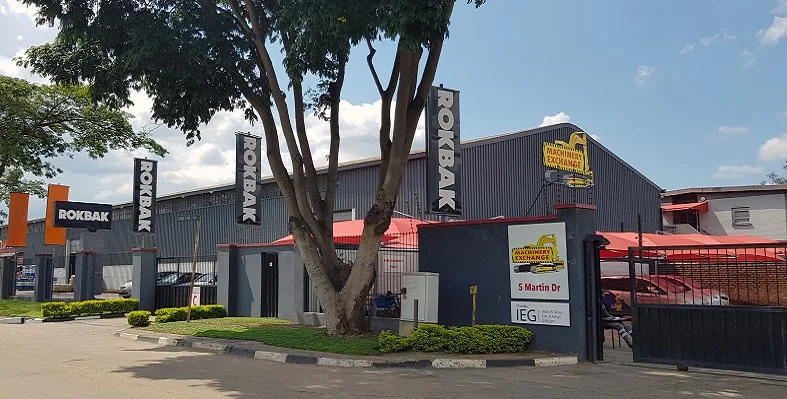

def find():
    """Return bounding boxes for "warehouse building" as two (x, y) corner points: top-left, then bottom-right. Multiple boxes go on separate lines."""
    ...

(2, 123), (662, 289)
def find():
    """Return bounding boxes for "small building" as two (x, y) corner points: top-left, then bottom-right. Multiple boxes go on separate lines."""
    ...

(661, 184), (787, 240)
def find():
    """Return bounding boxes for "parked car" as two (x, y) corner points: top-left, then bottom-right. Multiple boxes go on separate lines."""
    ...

(118, 271), (188, 298)
(600, 274), (730, 315)
(158, 272), (204, 287)
(176, 273), (217, 286)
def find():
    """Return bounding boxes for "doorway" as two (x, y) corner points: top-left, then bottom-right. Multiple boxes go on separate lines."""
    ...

(260, 252), (279, 318)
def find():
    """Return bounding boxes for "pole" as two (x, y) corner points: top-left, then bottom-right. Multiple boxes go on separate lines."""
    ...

(470, 285), (478, 326)
(472, 294), (477, 326)
(413, 299), (419, 329)
(186, 217), (202, 322)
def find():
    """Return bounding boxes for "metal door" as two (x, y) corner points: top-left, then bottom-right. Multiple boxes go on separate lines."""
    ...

(260, 252), (279, 318)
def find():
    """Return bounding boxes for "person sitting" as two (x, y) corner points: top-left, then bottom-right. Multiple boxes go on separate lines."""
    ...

(601, 294), (633, 348)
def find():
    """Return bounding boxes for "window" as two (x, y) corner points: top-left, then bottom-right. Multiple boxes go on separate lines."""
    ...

(673, 210), (700, 231)
(731, 207), (751, 226)
(334, 209), (356, 222)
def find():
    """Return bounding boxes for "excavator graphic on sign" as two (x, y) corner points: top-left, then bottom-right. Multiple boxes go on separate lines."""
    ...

(543, 131), (594, 188)
(512, 234), (565, 274)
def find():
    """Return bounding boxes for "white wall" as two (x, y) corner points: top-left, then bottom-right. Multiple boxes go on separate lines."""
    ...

(103, 265), (132, 291)
(699, 193), (787, 240)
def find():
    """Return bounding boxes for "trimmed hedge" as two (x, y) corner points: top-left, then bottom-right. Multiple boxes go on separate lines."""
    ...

(41, 298), (139, 319)
(128, 310), (152, 327)
(378, 324), (535, 354)
(154, 305), (226, 323)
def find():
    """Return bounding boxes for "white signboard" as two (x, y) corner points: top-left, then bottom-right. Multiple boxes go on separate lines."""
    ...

(191, 286), (201, 307)
(511, 301), (570, 327)
(508, 222), (569, 300)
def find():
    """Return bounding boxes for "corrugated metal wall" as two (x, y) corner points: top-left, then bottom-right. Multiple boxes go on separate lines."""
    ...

(2, 123), (662, 258)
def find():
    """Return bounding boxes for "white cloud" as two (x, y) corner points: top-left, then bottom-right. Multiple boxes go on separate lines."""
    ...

(539, 112), (570, 127)
(699, 29), (735, 47)
(758, 133), (787, 161)
(714, 126), (750, 136)
(712, 165), (763, 180)
(712, 165), (763, 179)
(775, 0), (787, 15)
(741, 48), (756, 68)
(680, 29), (735, 54)
(758, 16), (787, 46)
(2, 0), (38, 21)
(634, 65), (656, 86)
(16, 35), (23, 41)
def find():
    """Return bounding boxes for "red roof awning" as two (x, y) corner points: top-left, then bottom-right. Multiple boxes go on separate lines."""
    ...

(661, 202), (709, 212)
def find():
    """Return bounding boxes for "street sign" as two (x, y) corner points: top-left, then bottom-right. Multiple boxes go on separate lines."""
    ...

(176, 215), (201, 222)
(191, 286), (201, 307)
(469, 285), (478, 295)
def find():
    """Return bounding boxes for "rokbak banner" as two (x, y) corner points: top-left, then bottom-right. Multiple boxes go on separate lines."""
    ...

(133, 158), (158, 233)
(235, 132), (262, 225)
(426, 85), (461, 215)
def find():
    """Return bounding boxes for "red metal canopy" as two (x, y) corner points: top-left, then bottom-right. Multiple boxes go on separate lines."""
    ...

(661, 202), (709, 212)
(270, 218), (433, 248)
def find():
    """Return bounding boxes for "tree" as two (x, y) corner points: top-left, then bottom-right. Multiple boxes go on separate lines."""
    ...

(762, 162), (787, 185)
(20, 0), (484, 334)
(0, 75), (167, 221)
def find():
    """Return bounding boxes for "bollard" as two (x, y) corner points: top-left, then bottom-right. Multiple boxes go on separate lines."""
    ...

(413, 299), (419, 329)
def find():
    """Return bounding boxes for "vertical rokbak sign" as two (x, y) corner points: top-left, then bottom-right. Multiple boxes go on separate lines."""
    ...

(133, 158), (157, 233)
(426, 85), (461, 215)
(235, 132), (262, 225)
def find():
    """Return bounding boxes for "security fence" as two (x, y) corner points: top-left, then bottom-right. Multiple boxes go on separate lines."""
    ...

(155, 255), (218, 309)
(627, 243), (787, 374)
(303, 233), (420, 318)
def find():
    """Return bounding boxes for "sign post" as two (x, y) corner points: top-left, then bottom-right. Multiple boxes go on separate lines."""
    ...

(469, 285), (478, 326)
(191, 286), (201, 308)
(177, 215), (202, 322)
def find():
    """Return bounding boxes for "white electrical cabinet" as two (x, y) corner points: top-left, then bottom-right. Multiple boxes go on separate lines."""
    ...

(400, 272), (439, 323)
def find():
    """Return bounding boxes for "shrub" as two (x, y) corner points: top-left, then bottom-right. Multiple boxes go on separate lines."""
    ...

(408, 324), (447, 352)
(41, 298), (139, 319)
(154, 304), (226, 323)
(379, 330), (411, 353)
(128, 310), (152, 327)
(377, 324), (535, 355)
(41, 302), (69, 319)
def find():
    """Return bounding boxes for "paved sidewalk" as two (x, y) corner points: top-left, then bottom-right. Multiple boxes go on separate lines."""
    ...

(2, 319), (786, 399)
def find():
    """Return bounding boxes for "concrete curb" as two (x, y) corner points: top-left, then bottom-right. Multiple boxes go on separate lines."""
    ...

(114, 330), (578, 369)
(31, 313), (129, 323)
(0, 317), (25, 325)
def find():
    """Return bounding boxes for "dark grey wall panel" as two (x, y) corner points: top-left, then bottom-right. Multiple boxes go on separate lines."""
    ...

(2, 123), (662, 258)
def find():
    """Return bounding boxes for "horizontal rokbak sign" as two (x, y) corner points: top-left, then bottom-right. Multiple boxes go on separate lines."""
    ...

(53, 201), (113, 231)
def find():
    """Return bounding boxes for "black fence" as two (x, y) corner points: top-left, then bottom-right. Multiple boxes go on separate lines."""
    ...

(155, 255), (218, 309)
(304, 233), (419, 318)
(628, 243), (787, 374)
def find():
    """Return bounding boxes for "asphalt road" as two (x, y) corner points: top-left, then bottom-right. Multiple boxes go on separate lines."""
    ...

(1, 319), (785, 399)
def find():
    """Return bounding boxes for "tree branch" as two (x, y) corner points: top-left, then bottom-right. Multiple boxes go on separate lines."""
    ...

(366, 38), (384, 95)
(324, 62), (346, 224)
(225, 0), (253, 36)
(376, 46), (401, 191)
(242, 0), (322, 239)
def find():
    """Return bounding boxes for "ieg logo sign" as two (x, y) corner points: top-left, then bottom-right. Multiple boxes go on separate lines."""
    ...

(133, 158), (157, 233)
(235, 132), (261, 225)
(53, 201), (113, 231)
(426, 85), (461, 216)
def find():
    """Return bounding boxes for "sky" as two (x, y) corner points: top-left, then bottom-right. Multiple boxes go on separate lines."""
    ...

(2, 0), (787, 220)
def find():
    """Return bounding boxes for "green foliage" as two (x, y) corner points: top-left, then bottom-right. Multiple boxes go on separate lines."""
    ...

(154, 305), (227, 323)
(378, 324), (535, 355)
(378, 330), (411, 353)
(127, 310), (152, 327)
(40, 298), (138, 319)
(0, 76), (167, 216)
(40, 302), (69, 319)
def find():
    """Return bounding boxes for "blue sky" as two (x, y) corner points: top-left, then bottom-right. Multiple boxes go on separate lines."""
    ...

(2, 0), (787, 219)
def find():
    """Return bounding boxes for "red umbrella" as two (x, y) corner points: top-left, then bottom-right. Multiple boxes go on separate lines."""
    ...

(270, 218), (433, 247)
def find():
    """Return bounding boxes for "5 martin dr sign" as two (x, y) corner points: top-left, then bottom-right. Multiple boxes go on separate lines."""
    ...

(53, 201), (113, 231)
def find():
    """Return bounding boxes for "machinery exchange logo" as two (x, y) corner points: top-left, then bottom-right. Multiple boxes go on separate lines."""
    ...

(542, 131), (594, 188)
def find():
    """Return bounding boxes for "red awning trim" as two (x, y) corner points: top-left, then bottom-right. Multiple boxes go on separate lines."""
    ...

(661, 202), (709, 212)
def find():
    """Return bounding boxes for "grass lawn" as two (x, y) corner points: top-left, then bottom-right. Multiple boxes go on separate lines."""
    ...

(0, 299), (42, 318)
(144, 317), (382, 356)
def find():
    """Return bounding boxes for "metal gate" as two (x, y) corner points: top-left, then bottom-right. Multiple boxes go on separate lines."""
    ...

(628, 243), (787, 374)
(261, 252), (278, 318)
(155, 255), (217, 309)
